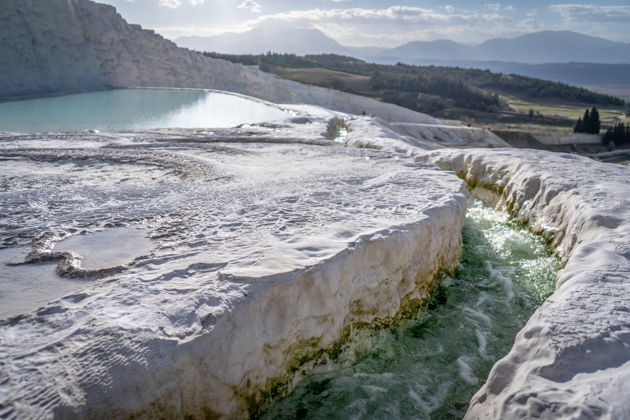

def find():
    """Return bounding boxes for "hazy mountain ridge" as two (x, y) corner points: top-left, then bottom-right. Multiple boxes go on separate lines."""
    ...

(177, 28), (630, 97)
(177, 24), (352, 55)
(177, 29), (630, 65)
(389, 31), (630, 64)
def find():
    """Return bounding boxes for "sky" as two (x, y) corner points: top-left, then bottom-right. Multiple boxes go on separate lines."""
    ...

(98, 0), (630, 47)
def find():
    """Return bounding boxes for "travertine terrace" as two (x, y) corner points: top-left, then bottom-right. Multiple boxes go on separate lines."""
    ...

(0, 105), (467, 418)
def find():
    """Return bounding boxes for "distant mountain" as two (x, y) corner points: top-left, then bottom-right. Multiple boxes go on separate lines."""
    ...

(386, 39), (472, 62)
(176, 23), (351, 55)
(476, 31), (630, 63)
(174, 26), (630, 96)
(178, 28), (630, 65)
(378, 31), (630, 64)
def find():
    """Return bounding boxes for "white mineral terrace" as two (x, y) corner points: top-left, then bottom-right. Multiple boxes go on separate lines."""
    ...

(3, 0), (629, 417)
(0, 105), (467, 418)
(1, 95), (629, 419)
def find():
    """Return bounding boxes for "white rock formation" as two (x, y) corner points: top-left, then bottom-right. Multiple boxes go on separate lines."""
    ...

(7, 1), (627, 417)
(0, 106), (467, 418)
(0, 0), (501, 147)
(533, 132), (601, 145)
(422, 149), (630, 419)
(0, 0), (294, 102)
(0, 0), (424, 128)
(384, 122), (508, 148)
(338, 118), (507, 153)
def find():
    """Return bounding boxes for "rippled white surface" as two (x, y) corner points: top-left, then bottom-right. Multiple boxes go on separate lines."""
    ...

(0, 116), (467, 418)
(0, 89), (289, 132)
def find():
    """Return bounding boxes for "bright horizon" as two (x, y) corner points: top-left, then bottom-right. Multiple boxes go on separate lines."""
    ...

(98, 0), (630, 47)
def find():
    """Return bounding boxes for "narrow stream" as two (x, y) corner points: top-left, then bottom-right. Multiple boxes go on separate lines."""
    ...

(262, 199), (558, 419)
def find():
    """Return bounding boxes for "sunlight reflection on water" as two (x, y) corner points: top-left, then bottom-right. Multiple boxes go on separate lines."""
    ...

(0, 89), (288, 132)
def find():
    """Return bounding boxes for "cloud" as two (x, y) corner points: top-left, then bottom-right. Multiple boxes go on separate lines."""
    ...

(240, 6), (522, 46)
(550, 4), (630, 23)
(516, 17), (544, 32)
(237, 0), (262, 13)
(158, 0), (181, 8)
(444, 5), (455, 13)
(158, 0), (204, 6)
(485, 3), (502, 12)
(485, 3), (513, 13)
(251, 6), (509, 26)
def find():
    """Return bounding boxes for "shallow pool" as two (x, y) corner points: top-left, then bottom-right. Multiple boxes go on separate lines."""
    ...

(262, 199), (558, 419)
(53, 226), (153, 271)
(0, 226), (154, 319)
(0, 89), (288, 132)
(0, 247), (82, 319)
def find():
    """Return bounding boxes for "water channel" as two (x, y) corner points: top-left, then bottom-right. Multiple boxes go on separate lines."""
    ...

(263, 199), (559, 419)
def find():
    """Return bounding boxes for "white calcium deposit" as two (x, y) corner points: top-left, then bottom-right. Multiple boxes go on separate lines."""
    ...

(533, 132), (601, 146)
(0, 0), (501, 148)
(5, 1), (629, 417)
(422, 149), (630, 419)
(0, 0), (290, 103)
(385, 122), (508, 149)
(0, 105), (467, 418)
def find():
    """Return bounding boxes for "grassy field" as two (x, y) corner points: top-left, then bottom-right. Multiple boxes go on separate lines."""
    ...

(271, 65), (630, 153)
(506, 96), (630, 128)
(440, 107), (576, 132)
(273, 67), (371, 93)
(270, 66), (629, 133)
(208, 53), (630, 136)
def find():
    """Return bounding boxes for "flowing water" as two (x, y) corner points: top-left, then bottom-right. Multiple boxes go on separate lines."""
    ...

(262, 199), (559, 419)
(0, 89), (288, 132)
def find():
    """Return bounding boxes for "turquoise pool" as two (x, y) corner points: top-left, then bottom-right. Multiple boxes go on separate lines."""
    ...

(0, 89), (288, 132)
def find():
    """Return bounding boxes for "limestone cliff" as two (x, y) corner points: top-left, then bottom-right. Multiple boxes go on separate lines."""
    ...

(0, 0), (294, 101)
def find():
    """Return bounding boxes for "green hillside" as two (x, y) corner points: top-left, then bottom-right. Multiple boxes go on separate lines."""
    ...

(206, 52), (628, 129)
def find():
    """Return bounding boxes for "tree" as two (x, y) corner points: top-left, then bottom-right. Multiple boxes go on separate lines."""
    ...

(603, 126), (614, 147)
(574, 107), (601, 134)
(590, 107), (601, 134)
(602, 122), (630, 148)
(583, 109), (591, 132)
